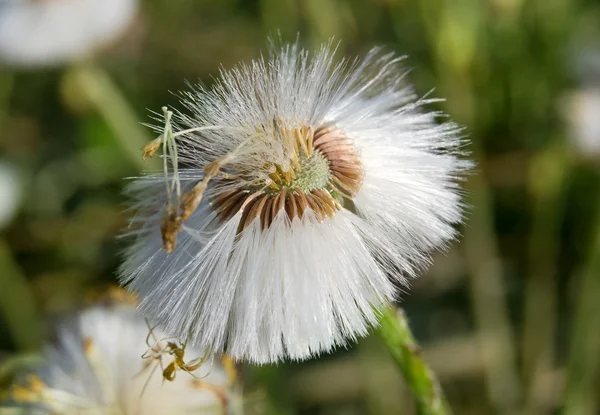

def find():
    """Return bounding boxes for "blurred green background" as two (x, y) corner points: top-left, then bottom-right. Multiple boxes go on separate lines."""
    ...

(1, 0), (600, 414)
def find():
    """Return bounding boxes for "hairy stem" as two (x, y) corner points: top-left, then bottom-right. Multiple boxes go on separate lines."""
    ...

(377, 306), (452, 415)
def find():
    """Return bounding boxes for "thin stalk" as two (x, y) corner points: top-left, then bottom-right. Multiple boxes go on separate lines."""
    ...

(0, 240), (42, 351)
(562, 192), (600, 415)
(377, 306), (452, 415)
(0, 71), (14, 131)
(65, 64), (160, 172)
(522, 143), (570, 415)
(463, 173), (521, 414)
(252, 365), (295, 415)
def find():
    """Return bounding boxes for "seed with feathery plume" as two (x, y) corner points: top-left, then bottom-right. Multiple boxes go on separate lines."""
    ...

(120, 39), (472, 364)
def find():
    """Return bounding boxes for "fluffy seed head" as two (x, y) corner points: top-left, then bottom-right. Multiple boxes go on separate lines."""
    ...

(3, 303), (240, 414)
(0, 0), (138, 67)
(120, 40), (472, 363)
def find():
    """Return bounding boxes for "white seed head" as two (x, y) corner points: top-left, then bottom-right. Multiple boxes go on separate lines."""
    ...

(0, 0), (138, 67)
(563, 87), (600, 159)
(120, 40), (472, 363)
(4, 304), (239, 414)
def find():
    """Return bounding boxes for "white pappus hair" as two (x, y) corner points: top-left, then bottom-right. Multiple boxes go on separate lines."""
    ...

(3, 304), (238, 414)
(119, 39), (472, 364)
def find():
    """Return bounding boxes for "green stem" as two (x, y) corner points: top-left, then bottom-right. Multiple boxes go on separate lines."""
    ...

(0, 71), (15, 132)
(64, 64), (160, 172)
(253, 364), (295, 415)
(522, 142), (569, 415)
(0, 240), (42, 351)
(462, 172), (521, 415)
(377, 306), (452, 415)
(562, 198), (600, 415)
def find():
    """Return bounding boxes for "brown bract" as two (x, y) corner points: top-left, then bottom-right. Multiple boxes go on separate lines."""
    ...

(211, 124), (363, 231)
(160, 206), (182, 254)
(154, 123), (363, 253)
(141, 136), (163, 160)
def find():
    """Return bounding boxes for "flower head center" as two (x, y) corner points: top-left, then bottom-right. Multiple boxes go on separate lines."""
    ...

(268, 150), (330, 195)
(211, 123), (364, 231)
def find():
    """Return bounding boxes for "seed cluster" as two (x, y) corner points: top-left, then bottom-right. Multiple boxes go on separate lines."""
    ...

(211, 124), (363, 231)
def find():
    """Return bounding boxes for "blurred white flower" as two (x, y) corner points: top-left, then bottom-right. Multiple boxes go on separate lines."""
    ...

(120, 41), (471, 363)
(0, 0), (138, 67)
(563, 87), (600, 158)
(6, 303), (239, 414)
(0, 161), (22, 229)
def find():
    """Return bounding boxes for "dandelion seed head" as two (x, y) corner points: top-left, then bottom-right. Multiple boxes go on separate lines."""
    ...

(120, 39), (472, 364)
(3, 303), (240, 414)
(0, 0), (138, 67)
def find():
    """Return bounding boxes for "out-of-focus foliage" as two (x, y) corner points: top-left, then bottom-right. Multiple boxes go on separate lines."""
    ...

(1, 0), (600, 414)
